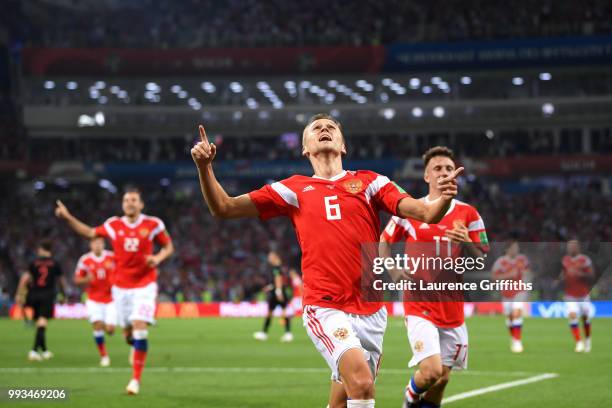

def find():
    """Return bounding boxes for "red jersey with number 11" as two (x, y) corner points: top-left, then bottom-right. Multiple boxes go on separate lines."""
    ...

(75, 250), (115, 303)
(249, 170), (410, 315)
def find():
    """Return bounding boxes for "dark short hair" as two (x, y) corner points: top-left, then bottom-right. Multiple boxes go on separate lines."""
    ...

(38, 239), (53, 252)
(123, 186), (142, 198)
(305, 113), (342, 131)
(422, 146), (455, 167)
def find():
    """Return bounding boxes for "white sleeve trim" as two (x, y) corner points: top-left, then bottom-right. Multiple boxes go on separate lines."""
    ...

(468, 218), (485, 232)
(147, 217), (167, 241)
(271, 182), (299, 208)
(103, 217), (117, 241)
(364, 175), (390, 203)
(393, 216), (417, 240)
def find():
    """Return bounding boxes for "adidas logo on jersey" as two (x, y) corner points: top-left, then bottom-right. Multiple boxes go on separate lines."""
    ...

(302, 185), (315, 192)
(418, 223), (430, 229)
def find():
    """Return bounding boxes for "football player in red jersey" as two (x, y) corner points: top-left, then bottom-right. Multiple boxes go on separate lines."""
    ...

(492, 241), (530, 353)
(74, 236), (116, 367)
(380, 146), (488, 408)
(561, 239), (595, 352)
(55, 187), (173, 395)
(191, 114), (462, 408)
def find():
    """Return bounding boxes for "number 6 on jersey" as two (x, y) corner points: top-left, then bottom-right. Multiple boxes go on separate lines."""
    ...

(324, 196), (341, 221)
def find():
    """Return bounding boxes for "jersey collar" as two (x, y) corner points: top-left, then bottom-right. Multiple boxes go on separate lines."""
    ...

(121, 214), (144, 228)
(424, 196), (456, 216)
(312, 170), (347, 181)
(90, 251), (106, 262)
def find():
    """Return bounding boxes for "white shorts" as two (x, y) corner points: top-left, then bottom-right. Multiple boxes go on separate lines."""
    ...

(303, 305), (387, 382)
(564, 295), (594, 319)
(502, 292), (529, 316)
(406, 315), (469, 370)
(85, 299), (117, 326)
(111, 282), (157, 328)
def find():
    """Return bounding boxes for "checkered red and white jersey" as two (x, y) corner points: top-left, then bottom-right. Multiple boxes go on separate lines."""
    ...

(562, 254), (594, 298)
(382, 198), (488, 328)
(249, 170), (411, 315)
(75, 250), (115, 303)
(492, 254), (529, 299)
(94, 214), (171, 289)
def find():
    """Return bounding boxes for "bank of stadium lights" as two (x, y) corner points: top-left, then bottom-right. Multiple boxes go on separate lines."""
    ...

(299, 81), (311, 89)
(485, 129), (495, 139)
(258, 111), (270, 120)
(324, 94), (336, 104)
(284, 81), (298, 97)
(437, 82), (451, 93)
(433, 106), (445, 118)
(355, 80), (374, 92)
(327, 80), (338, 88)
(66, 81), (78, 90)
(98, 179), (117, 194)
(381, 108), (395, 120)
(98, 95), (108, 104)
(111, 85), (121, 94)
(44, 80), (55, 90)
(145, 82), (161, 92)
(230, 82), (243, 93)
(431, 76), (442, 85)
(201, 82), (216, 93)
(34, 181), (45, 190)
(411, 107), (424, 118)
(542, 102), (555, 116)
(409, 78), (421, 89)
(380, 92), (389, 103)
(460, 76), (472, 85)
(246, 98), (258, 109)
(512, 77), (524, 86)
(382, 78), (393, 86)
(330, 109), (340, 118)
(233, 111), (243, 120)
(178, 90), (188, 99)
(539, 72), (552, 81)
(94, 81), (106, 89)
(422, 86), (432, 94)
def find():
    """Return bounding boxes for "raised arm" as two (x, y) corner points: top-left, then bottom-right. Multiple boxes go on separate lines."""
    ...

(55, 200), (96, 239)
(396, 167), (463, 224)
(191, 125), (259, 218)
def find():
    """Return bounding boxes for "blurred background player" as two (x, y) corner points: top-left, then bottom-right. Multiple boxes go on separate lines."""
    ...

(15, 239), (67, 362)
(561, 239), (595, 353)
(74, 236), (116, 367)
(288, 268), (303, 317)
(191, 117), (460, 408)
(55, 187), (174, 394)
(380, 146), (488, 408)
(253, 250), (293, 342)
(492, 241), (531, 353)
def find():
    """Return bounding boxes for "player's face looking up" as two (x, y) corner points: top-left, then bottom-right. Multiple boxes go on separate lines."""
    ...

(122, 192), (144, 218)
(90, 237), (105, 254)
(301, 118), (346, 157)
(424, 156), (455, 192)
(567, 240), (580, 256)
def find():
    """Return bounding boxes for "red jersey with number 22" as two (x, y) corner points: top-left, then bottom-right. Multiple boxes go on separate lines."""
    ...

(382, 198), (488, 328)
(94, 214), (171, 289)
(75, 250), (115, 303)
(249, 170), (410, 315)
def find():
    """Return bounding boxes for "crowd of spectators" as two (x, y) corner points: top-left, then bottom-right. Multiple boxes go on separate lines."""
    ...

(1, 176), (610, 306)
(24, 128), (612, 164)
(6, 0), (612, 49)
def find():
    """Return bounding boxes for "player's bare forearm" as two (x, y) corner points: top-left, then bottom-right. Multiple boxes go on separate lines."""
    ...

(397, 196), (450, 224)
(197, 165), (259, 218)
(155, 241), (174, 263)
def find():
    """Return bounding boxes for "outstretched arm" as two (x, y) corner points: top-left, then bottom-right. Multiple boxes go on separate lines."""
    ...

(397, 167), (463, 223)
(191, 125), (259, 218)
(55, 200), (96, 239)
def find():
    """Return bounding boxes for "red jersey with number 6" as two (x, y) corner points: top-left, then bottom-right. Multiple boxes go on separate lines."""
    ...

(75, 250), (115, 303)
(94, 214), (171, 289)
(249, 170), (411, 315)
(382, 198), (488, 328)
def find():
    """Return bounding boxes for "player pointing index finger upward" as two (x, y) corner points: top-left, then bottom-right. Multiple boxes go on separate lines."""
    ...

(192, 114), (462, 408)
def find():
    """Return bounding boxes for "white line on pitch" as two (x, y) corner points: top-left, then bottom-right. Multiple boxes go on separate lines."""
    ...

(0, 366), (546, 378)
(443, 373), (559, 404)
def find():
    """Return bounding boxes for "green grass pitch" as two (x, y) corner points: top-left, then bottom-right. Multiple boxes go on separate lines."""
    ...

(1, 316), (611, 407)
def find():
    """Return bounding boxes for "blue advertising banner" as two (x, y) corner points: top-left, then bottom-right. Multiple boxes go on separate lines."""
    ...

(530, 301), (612, 318)
(385, 35), (612, 71)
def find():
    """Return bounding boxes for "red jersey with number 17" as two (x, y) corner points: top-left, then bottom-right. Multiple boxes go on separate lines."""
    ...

(249, 170), (411, 315)
(94, 214), (171, 289)
(382, 198), (488, 328)
(75, 250), (115, 303)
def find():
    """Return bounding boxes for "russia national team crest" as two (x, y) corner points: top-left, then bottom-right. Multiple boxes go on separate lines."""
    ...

(414, 340), (424, 353)
(139, 228), (150, 238)
(333, 327), (350, 341)
(342, 179), (363, 194)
